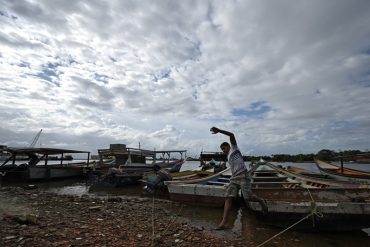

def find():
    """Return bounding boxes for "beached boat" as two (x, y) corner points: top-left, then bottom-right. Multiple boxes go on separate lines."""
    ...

(249, 187), (370, 231)
(315, 159), (370, 183)
(0, 147), (92, 182)
(141, 169), (216, 198)
(166, 160), (370, 231)
(142, 152), (228, 197)
(165, 167), (232, 207)
(164, 161), (310, 207)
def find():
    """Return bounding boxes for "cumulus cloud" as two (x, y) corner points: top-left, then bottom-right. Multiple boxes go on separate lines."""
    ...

(1, 0), (370, 157)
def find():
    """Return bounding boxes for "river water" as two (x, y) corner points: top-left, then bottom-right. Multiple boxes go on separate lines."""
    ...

(2, 161), (370, 246)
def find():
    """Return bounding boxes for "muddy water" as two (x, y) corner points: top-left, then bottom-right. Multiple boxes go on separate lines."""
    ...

(0, 193), (32, 220)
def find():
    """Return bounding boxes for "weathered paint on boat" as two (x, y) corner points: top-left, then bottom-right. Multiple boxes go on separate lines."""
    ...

(250, 188), (370, 231)
(251, 201), (370, 231)
(267, 162), (370, 189)
(315, 159), (370, 183)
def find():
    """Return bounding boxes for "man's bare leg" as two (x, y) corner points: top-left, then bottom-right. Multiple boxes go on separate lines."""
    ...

(216, 198), (233, 230)
(245, 195), (268, 214)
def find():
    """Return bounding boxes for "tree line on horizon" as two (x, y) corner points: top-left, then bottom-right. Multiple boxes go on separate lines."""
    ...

(189, 149), (369, 162)
(243, 149), (369, 162)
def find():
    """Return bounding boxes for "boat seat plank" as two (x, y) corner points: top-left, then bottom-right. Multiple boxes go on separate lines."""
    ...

(217, 178), (230, 182)
(207, 181), (228, 186)
(252, 181), (301, 185)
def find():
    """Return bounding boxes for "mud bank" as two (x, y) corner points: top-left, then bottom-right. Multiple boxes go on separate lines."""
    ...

(0, 187), (246, 247)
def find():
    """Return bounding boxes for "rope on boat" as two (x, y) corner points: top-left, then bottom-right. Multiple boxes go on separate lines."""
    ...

(256, 188), (323, 247)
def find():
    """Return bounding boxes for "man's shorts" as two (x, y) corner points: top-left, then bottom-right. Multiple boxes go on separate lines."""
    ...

(224, 170), (252, 199)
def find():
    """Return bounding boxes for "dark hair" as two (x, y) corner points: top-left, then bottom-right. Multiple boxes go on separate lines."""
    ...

(153, 165), (161, 171)
(220, 142), (230, 148)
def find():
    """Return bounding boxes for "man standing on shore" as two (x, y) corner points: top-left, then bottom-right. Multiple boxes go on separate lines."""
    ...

(210, 127), (268, 230)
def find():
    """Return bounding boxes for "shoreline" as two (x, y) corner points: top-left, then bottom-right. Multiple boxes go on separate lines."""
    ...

(0, 186), (244, 247)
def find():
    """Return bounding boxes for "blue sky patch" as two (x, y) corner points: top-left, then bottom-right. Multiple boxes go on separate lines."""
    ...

(94, 73), (109, 84)
(331, 120), (353, 129)
(232, 101), (271, 119)
(0, 10), (17, 20)
(35, 62), (60, 86)
(18, 61), (30, 68)
(152, 68), (171, 82)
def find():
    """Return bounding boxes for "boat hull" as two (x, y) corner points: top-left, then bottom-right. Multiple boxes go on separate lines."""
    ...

(167, 183), (226, 207)
(1, 166), (87, 182)
(250, 188), (370, 231)
(29, 166), (85, 180)
(251, 200), (370, 231)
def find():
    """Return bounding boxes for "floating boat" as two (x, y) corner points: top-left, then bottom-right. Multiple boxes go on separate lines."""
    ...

(0, 147), (92, 182)
(166, 161), (370, 231)
(91, 159), (185, 187)
(91, 144), (186, 187)
(315, 159), (370, 183)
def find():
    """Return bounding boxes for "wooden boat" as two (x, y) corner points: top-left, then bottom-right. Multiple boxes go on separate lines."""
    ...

(249, 187), (370, 231)
(271, 163), (370, 189)
(91, 144), (186, 187)
(165, 167), (232, 207)
(315, 159), (370, 183)
(0, 147), (92, 182)
(94, 144), (186, 173)
(250, 163), (370, 231)
(166, 161), (369, 207)
(91, 159), (185, 187)
(141, 169), (216, 198)
(166, 161), (370, 231)
(145, 151), (228, 199)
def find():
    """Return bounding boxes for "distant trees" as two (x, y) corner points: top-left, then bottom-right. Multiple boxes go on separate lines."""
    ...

(315, 149), (336, 161)
(243, 149), (366, 162)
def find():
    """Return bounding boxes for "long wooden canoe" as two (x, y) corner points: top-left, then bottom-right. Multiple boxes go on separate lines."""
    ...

(315, 159), (370, 183)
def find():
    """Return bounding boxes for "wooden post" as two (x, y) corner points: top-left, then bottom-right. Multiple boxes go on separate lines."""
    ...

(60, 153), (64, 166)
(45, 154), (48, 166)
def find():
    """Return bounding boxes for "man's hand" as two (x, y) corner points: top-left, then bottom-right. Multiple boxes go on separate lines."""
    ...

(210, 127), (237, 145)
(210, 127), (220, 134)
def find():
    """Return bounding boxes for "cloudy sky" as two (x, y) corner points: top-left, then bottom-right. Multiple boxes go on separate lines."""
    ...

(1, 0), (370, 157)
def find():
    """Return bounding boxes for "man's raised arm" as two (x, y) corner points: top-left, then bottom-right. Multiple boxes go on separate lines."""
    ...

(210, 127), (237, 145)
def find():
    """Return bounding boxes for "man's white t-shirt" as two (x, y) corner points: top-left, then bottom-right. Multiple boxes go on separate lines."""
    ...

(227, 144), (247, 176)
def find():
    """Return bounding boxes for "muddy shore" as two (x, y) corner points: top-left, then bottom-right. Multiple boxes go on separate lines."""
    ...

(0, 186), (246, 247)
